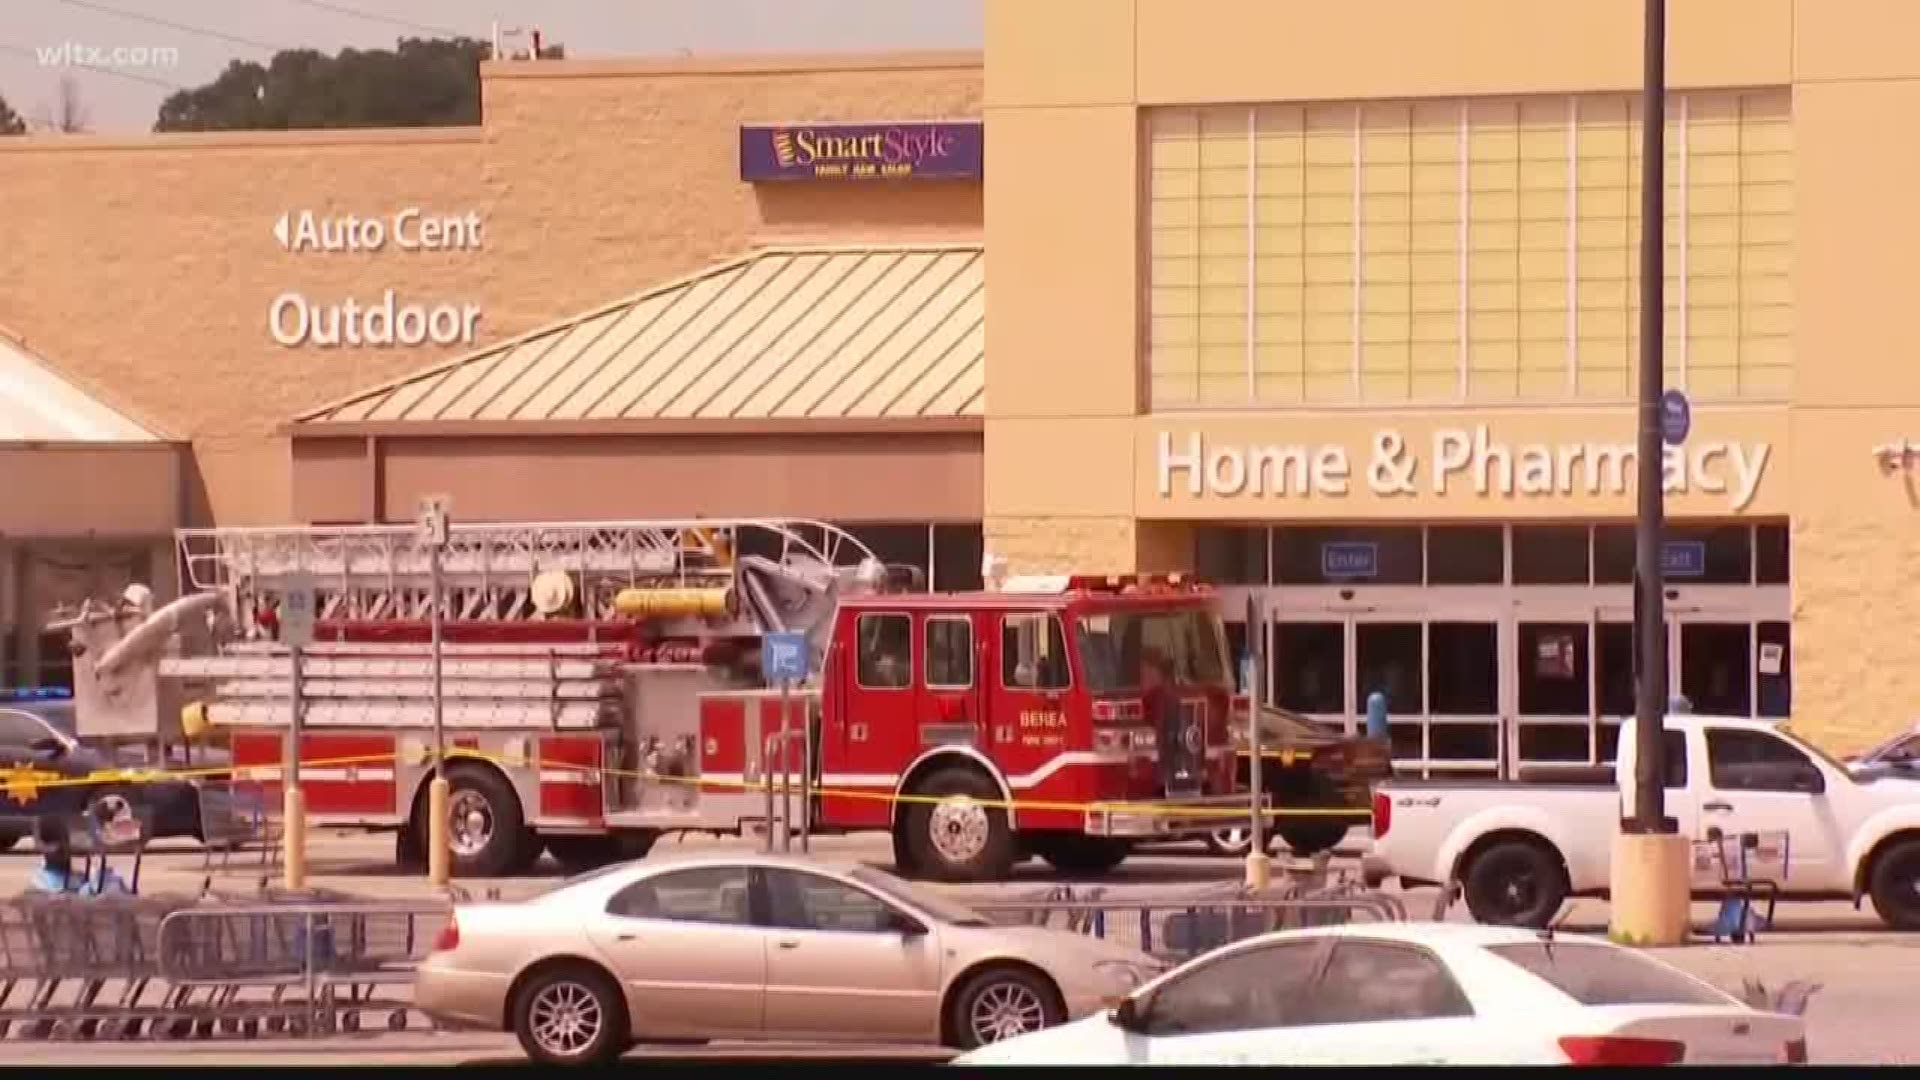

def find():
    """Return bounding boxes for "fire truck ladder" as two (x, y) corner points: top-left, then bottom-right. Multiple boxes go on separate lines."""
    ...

(176, 518), (879, 632)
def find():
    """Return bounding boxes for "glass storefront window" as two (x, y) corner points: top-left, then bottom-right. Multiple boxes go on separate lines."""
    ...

(932, 524), (985, 592)
(1428, 623), (1497, 715)
(1680, 622), (1753, 716)
(1596, 622), (1638, 718)
(1518, 724), (1589, 764)
(1430, 723), (1498, 762)
(1758, 621), (1791, 718)
(1275, 527), (1422, 586)
(1595, 523), (1755, 586)
(1426, 526), (1505, 585)
(1518, 622), (1590, 716)
(1272, 622), (1343, 714)
(1756, 524), (1790, 585)
(1511, 526), (1590, 585)
(1354, 623), (1422, 716)
(1195, 526), (1268, 585)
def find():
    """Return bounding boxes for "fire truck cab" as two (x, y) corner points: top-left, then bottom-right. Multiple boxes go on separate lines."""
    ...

(751, 573), (1250, 881)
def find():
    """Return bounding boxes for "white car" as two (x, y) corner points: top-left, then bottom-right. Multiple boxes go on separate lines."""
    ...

(952, 923), (1806, 1067)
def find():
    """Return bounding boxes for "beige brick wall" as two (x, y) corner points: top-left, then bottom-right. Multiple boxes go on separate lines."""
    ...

(985, 516), (1144, 575)
(1788, 519), (1910, 754)
(0, 53), (981, 526)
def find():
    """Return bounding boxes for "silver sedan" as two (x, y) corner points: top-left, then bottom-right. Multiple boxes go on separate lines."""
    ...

(414, 853), (1165, 1065)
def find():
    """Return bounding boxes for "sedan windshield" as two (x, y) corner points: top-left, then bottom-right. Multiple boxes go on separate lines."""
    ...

(849, 865), (994, 927)
(1076, 608), (1229, 693)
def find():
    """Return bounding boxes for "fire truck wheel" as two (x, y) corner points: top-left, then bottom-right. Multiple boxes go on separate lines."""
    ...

(1030, 833), (1131, 875)
(439, 766), (535, 878)
(903, 767), (1016, 883)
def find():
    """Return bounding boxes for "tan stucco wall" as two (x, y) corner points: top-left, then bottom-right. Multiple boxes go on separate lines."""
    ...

(0, 52), (981, 526)
(981, 0), (1920, 750)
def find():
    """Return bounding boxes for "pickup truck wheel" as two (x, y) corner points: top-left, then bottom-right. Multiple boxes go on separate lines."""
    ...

(1868, 838), (1920, 930)
(902, 767), (1016, 882)
(1462, 840), (1567, 928)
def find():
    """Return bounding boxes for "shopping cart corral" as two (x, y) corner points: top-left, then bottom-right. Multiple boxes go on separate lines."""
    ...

(964, 871), (1409, 963)
(0, 890), (450, 1041)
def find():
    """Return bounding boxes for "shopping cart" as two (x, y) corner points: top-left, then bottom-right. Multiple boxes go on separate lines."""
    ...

(0, 847), (448, 1043)
(27, 807), (147, 898)
(155, 899), (449, 1037)
(1692, 828), (1789, 943)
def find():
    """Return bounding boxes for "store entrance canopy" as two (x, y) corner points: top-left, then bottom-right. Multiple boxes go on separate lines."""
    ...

(285, 243), (985, 524)
(0, 327), (183, 537)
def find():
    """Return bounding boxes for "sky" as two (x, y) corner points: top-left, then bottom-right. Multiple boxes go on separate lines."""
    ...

(0, 0), (983, 133)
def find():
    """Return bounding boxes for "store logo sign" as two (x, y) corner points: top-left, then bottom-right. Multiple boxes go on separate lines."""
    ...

(1156, 427), (1772, 511)
(739, 121), (983, 182)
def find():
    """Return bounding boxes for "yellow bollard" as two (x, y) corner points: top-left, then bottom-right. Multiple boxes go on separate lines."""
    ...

(427, 776), (452, 887)
(1608, 832), (1692, 945)
(282, 786), (307, 891)
(1244, 850), (1272, 892)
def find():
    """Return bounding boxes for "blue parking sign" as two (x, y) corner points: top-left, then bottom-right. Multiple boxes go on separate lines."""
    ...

(762, 631), (811, 684)
(1660, 389), (1691, 446)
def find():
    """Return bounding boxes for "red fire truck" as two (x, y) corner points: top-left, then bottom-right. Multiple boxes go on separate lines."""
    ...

(66, 518), (1259, 882)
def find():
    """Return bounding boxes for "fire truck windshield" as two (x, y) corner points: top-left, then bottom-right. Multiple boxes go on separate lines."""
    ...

(1075, 608), (1230, 693)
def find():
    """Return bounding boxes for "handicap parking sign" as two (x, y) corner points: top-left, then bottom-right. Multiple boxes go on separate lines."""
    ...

(761, 631), (810, 684)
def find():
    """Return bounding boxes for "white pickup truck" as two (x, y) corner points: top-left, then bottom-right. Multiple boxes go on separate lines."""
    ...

(1365, 713), (1920, 930)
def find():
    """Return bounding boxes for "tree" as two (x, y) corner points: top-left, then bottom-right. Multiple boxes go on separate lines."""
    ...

(154, 36), (564, 133)
(33, 76), (89, 134)
(0, 93), (25, 136)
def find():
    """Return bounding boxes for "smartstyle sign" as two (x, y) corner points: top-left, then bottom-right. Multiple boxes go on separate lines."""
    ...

(1156, 426), (1773, 512)
(271, 207), (485, 349)
(739, 120), (984, 181)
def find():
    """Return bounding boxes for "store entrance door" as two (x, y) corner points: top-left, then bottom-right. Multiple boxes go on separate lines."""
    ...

(1672, 610), (1793, 720)
(1268, 598), (1503, 778)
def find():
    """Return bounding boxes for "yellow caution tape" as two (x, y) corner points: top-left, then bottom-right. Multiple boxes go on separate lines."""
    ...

(0, 748), (1368, 820)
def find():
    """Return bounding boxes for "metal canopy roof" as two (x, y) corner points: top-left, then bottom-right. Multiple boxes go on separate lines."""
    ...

(295, 242), (985, 429)
(0, 327), (163, 442)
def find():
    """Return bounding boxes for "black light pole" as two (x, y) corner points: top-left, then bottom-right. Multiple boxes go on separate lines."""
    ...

(1630, 0), (1671, 835)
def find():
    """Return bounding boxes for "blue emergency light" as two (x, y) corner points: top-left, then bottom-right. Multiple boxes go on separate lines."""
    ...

(0, 688), (72, 702)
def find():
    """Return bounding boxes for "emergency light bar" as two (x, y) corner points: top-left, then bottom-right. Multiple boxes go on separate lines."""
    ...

(0, 687), (72, 701)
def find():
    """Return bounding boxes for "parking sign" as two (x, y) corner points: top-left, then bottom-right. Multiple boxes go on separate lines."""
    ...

(761, 631), (810, 684)
(281, 572), (316, 647)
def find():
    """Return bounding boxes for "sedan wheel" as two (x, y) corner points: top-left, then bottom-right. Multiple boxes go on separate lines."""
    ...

(512, 966), (629, 1067)
(949, 967), (1065, 1050)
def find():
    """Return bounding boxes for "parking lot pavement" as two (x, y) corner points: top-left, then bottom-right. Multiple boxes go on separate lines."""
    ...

(1, 830), (1916, 1063)
(6, 1034), (954, 1066)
